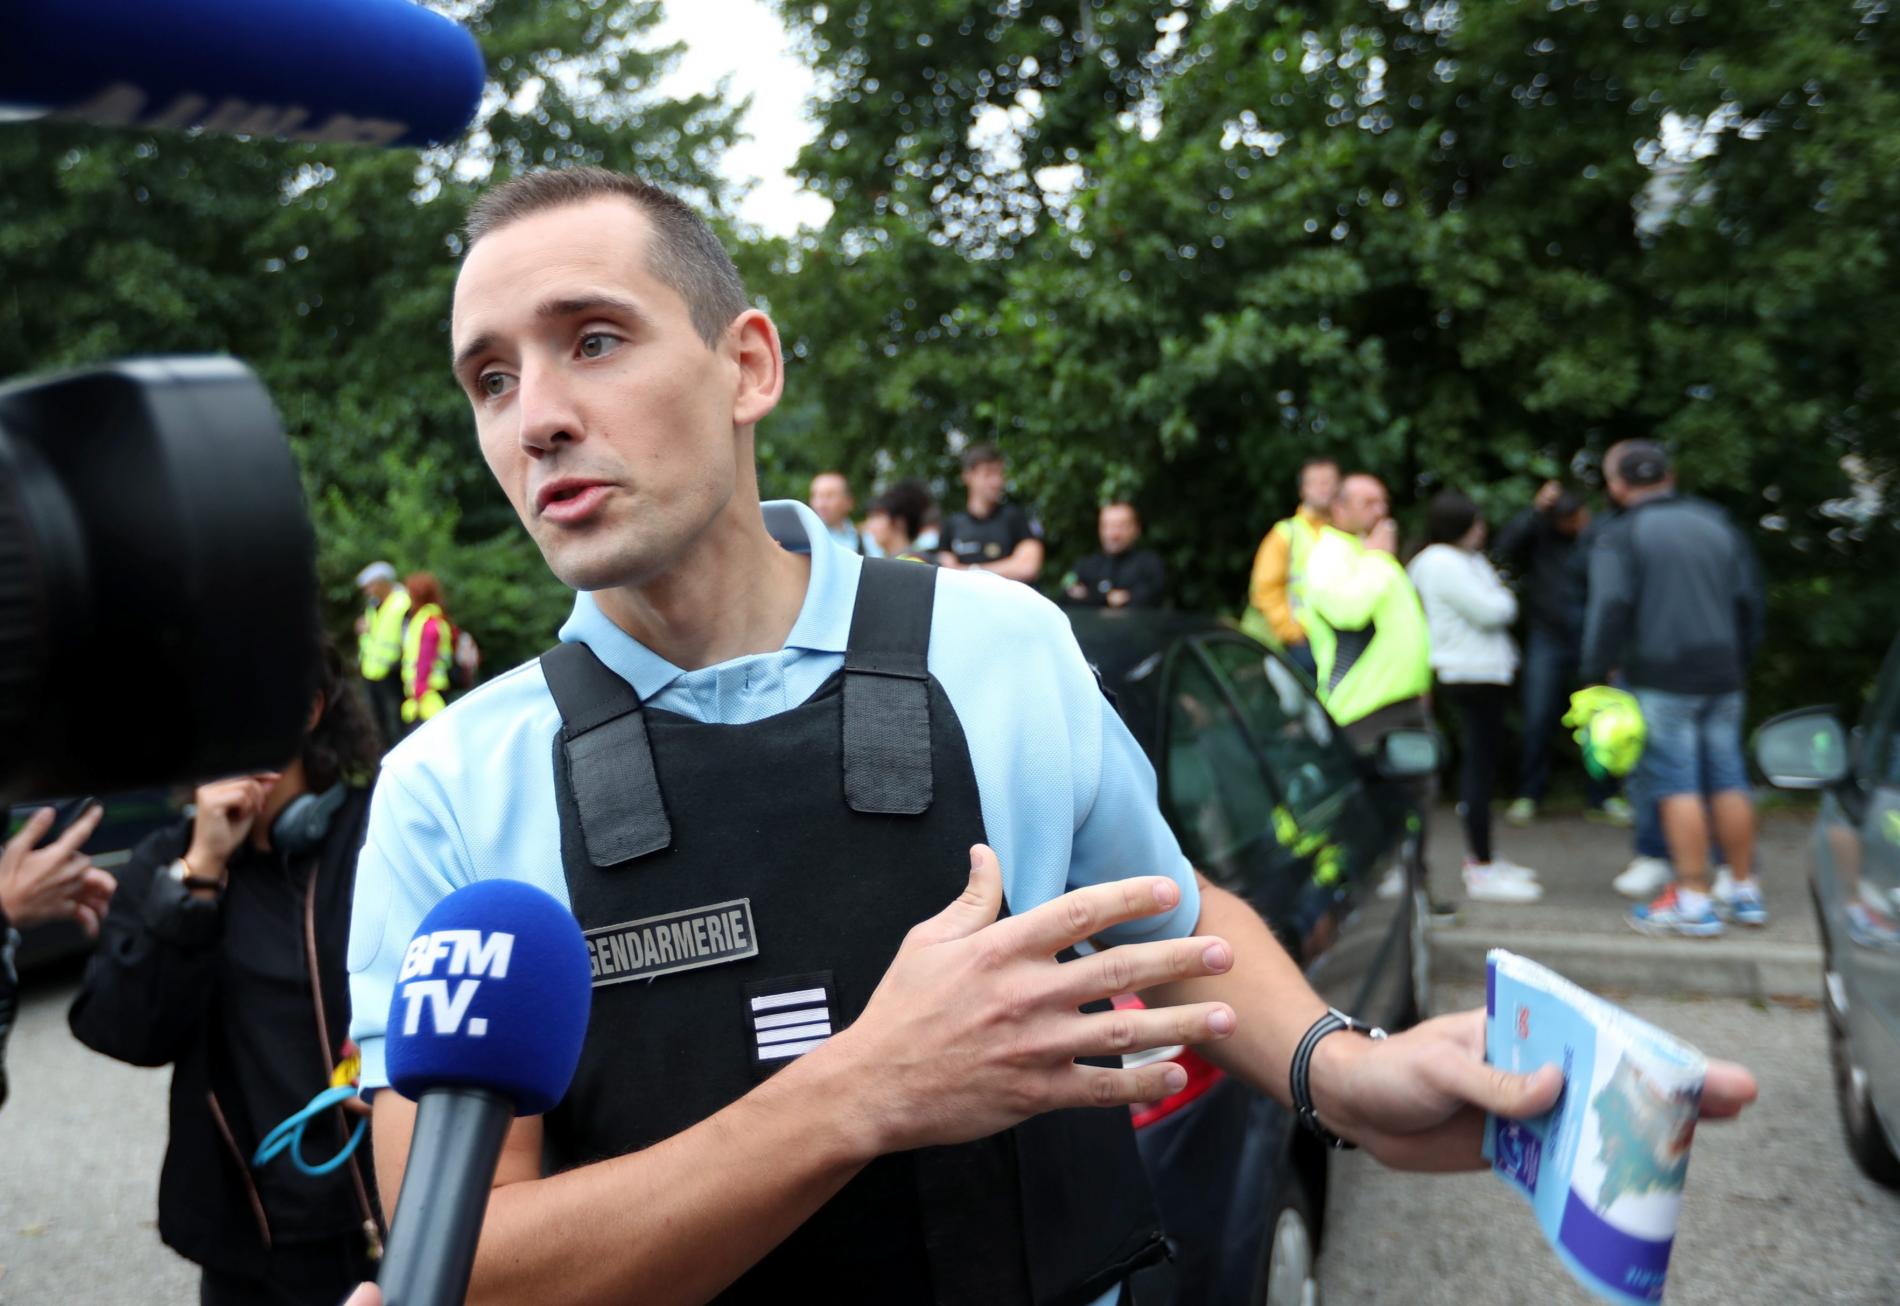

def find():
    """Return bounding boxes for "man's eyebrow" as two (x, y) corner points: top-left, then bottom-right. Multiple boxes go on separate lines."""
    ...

(450, 293), (651, 378)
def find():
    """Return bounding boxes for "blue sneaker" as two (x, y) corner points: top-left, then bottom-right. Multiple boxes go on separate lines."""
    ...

(1629, 887), (1724, 938)
(1712, 867), (1769, 928)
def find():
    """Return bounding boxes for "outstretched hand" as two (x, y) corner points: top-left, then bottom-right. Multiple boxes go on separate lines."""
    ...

(1313, 1008), (1759, 1171)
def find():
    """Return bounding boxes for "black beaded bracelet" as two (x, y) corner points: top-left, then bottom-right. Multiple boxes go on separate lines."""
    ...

(1289, 1006), (1386, 1150)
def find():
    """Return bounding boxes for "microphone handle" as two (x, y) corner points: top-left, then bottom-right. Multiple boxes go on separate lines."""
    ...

(378, 1087), (515, 1306)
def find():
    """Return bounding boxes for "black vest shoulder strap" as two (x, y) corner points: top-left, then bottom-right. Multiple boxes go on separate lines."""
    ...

(842, 559), (937, 816)
(540, 642), (672, 866)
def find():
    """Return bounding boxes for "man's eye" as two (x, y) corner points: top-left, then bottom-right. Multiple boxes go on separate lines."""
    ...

(478, 371), (514, 398)
(579, 333), (619, 359)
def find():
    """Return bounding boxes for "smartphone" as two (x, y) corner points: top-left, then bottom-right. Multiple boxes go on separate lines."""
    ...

(34, 796), (100, 849)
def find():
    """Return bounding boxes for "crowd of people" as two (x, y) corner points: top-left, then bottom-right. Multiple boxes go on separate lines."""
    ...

(1224, 443), (1767, 937)
(814, 436), (1768, 938)
(351, 563), (479, 745)
(804, 442), (1169, 609)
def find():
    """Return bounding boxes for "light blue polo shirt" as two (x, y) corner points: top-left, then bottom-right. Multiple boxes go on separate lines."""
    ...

(347, 500), (1198, 1282)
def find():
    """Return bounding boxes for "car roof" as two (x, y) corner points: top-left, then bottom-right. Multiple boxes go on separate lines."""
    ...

(1064, 608), (1252, 762)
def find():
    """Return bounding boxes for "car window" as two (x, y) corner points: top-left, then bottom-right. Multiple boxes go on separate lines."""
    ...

(1163, 653), (1282, 872)
(1199, 638), (1359, 832)
(1861, 636), (1900, 788)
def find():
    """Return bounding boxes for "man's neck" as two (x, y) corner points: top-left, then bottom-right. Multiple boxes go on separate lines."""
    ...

(1622, 485), (1672, 508)
(967, 497), (999, 519)
(594, 499), (812, 672)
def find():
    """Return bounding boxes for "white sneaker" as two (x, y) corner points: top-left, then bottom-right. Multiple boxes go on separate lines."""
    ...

(1464, 863), (1544, 903)
(1486, 857), (1540, 882)
(1613, 856), (1673, 901)
(1711, 865), (1736, 900)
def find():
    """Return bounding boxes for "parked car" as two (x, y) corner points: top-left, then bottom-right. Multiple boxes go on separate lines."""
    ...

(1751, 632), (1900, 1189)
(4, 789), (180, 969)
(1066, 610), (1438, 1305)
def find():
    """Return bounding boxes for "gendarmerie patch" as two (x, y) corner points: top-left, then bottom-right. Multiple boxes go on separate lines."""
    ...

(584, 898), (758, 987)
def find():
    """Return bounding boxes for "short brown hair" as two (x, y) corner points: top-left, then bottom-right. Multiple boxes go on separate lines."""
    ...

(464, 167), (749, 348)
(404, 571), (444, 612)
(960, 441), (1003, 473)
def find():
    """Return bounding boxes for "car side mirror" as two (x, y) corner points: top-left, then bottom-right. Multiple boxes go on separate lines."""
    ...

(1374, 728), (1443, 780)
(1751, 707), (1851, 790)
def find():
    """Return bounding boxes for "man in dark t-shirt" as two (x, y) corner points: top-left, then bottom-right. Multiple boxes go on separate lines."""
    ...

(1066, 502), (1165, 609)
(940, 442), (1045, 583)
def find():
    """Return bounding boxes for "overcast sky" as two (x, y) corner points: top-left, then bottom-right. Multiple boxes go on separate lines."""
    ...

(651, 0), (829, 235)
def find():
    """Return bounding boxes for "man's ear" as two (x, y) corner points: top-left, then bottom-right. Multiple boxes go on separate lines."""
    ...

(729, 309), (784, 430)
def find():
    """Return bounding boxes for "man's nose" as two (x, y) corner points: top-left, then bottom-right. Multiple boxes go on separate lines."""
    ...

(515, 360), (583, 453)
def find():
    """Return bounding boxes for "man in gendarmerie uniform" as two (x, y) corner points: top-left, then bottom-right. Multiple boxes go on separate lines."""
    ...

(940, 441), (1045, 583)
(346, 167), (1758, 1306)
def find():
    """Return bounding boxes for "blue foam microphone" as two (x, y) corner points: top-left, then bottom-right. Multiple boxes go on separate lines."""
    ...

(379, 880), (592, 1306)
(1, 0), (486, 148)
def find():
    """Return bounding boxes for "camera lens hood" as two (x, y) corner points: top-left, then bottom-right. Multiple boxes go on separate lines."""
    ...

(0, 356), (318, 798)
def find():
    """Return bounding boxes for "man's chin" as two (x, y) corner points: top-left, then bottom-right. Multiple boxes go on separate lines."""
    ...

(536, 539), (660, 595)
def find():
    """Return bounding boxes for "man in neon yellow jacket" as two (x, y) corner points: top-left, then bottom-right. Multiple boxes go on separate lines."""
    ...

(1302, 473), (1444, 904)
(355, 561), (410, 746)
(1303, 473), (1431, 732)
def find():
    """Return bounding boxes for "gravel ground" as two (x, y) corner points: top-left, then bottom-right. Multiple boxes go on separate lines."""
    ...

(1318, 982), (1900, 1305)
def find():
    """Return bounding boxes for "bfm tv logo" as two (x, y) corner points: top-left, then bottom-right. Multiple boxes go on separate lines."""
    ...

(397, 930), (515, 1037)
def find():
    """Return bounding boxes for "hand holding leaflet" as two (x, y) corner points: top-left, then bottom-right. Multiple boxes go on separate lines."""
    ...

(1484, 950), (1709, 1305)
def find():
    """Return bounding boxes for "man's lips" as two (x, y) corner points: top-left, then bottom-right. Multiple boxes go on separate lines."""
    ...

(534, 478), (614, 522)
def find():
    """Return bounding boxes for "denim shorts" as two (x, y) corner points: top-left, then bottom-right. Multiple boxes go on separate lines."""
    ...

(1633, 689), (1751, 799)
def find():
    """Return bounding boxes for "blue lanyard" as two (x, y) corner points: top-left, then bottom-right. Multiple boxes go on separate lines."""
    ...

(252, 1085), (368, 1178)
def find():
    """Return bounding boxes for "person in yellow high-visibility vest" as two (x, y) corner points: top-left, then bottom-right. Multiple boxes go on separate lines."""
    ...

(355, 561), (410, 747)
(1240, 456), (1338, 679)
(399, 572), (454, 731)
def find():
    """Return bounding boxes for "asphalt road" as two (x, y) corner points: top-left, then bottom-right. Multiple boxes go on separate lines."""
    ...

(0, 964), (198, 1305)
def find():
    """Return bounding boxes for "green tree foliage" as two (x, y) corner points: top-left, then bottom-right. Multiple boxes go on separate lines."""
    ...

(0, 0), (742, 673)
(771, 0), (1898, 714)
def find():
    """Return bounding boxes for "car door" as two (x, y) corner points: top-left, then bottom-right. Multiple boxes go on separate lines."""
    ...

(1159, 633), (1405, 1015)
(1833, 636), (1900, 1149)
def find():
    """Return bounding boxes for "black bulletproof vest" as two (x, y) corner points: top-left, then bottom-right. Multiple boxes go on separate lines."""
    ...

(540, 559), (1167, 1306)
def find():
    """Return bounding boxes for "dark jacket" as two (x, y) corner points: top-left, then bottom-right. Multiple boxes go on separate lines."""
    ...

(1492, 508), (1588, 640)
(1070, 548), (1167, 609)
(1580, 493), (1765, 693)
(68, 790), (378, 1280)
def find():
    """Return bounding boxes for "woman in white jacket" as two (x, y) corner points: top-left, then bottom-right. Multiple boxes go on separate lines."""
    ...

(1408, 492), (1541, 903)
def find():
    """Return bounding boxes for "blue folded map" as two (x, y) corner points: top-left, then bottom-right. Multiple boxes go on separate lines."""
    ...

(1483, 949), (1708, 1305)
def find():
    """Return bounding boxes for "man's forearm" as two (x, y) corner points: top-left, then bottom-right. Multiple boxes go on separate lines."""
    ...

(1138, 877), (1324, 1108)
(981, 540), (1044, 583)
(466, 1050), (876, 1306)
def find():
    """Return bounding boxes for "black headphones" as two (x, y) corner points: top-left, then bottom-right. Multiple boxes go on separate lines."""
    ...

(271, 784), (347, 856)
